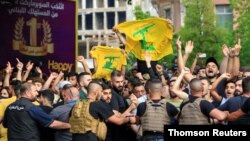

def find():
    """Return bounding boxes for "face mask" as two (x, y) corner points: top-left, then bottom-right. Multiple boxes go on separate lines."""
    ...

(167, 73), (173, 78)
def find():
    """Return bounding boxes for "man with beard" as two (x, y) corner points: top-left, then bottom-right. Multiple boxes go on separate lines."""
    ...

(219, 77), (250, 124)
(205, 57), (220, 83)
(234, 78), (243, 96)
(77, 72), (92, 100)
(70, 80), (135, 141)
(205, 57), (227, 106)
(109, 70), (136, 141)
(101, 84), (112, 103)
(3, 83), (70, 141)
(110, 70), (128, 112)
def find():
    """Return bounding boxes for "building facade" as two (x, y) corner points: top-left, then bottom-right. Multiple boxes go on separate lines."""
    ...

(78, 0), (127, 57)
(157, 0), (233, 32)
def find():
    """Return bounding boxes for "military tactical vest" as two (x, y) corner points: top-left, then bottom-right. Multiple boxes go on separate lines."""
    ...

(141, 99), (170, 133)
(69, 99), (107, 140)
(178, 97), (210, 125)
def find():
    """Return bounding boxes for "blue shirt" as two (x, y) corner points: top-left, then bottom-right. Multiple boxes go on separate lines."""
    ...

(29, 106), (54, 127)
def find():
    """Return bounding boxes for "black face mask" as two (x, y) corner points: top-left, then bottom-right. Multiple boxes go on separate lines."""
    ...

(0, 95), (8, 99)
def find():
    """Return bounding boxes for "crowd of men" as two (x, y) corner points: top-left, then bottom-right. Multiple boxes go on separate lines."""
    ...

(1, 28), (250, 141)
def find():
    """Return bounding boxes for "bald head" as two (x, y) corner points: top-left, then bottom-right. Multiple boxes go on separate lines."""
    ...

(190, 78), (203, 93)
(69, 87), (80, 100)
(149, 79), (163, 94)
(87, 81), (103, 95)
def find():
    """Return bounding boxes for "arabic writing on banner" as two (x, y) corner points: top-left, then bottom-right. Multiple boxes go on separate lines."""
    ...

(0, 0), (77, 73)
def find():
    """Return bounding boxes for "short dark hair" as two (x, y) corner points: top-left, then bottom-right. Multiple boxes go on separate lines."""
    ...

(131, 68), (138, 72)
(111, 70), (123, 80)
(129, 78), (141, 87)
(77, 72), (91, 83)
(32, 77), (45, 85)
(38, 89), (54, 104)
(200, 77), (211, 85)
(242, 77), (250, 93)
(102, 83), (111, 90)
(225, 80), (236, 87)
(68, 72), (78, 78)
(20, 83), (33, 96)
(10, 80), (22, 86)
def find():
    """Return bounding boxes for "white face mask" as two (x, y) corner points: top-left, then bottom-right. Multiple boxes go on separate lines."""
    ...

(167, 73), (173, 78)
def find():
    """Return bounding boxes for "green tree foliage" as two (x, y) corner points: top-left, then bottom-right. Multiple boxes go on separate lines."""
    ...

(178, 0), (232, 67)
(230, 0), (250, 66)
(133, 5), (152, 20)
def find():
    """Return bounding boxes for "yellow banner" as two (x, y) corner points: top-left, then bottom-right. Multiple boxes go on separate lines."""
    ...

(115, 18), (173, 61)
(90, 46), (127, 81)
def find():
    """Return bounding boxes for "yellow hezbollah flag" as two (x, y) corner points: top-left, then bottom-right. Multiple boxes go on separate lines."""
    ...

(90, 46), (127, 81)
(115, 18), (173, 61)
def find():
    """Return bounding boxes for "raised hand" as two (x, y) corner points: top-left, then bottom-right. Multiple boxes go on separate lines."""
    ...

(112, 26), (119, 33)
(176, 36), (182, 50)
(5, 62), (13, 74)
(26, 61), (34, 71)
(234, 39), (241, 55)
(181, 67), (190, 75)
(49, 72), (59, 79)
(220, 73), (231, 80)
(185, 40), (194, 54)
(222, 44), (230, 57)
(135, 72), (143, 80)
(16, 58), (23, 71)
(229, 47), (235, 57)
(77, 55), (85, 63)
(91, 46), (97, 51)
(36, 66), (42, 74)
(196, 53), (201, 59)
(166, 19), (173, 25)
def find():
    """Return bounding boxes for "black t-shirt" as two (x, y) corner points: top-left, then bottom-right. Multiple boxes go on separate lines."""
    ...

(183, 95), (215, 117)
(89, 101), (114, 121)
(108, 89), (136, 141)
(110, 89), (128, 113)
(136, 99), (179, 117)
(241, 98), (250, 113)
(72, 101), (114, 141)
